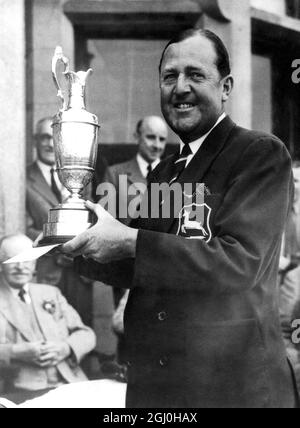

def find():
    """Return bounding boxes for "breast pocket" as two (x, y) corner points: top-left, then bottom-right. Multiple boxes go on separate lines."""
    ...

(177, 194), (222, 243)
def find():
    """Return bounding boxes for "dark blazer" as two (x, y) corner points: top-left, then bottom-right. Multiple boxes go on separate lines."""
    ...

(99, 157), (147, 226)
(26, 162), (59, 239)
(76, 117), (297, 408)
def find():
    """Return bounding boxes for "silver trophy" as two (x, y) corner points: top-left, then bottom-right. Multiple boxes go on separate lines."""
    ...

(40, 47), (100, 245)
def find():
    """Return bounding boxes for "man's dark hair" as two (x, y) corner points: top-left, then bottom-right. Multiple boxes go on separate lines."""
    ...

(159, 28), (231, 79)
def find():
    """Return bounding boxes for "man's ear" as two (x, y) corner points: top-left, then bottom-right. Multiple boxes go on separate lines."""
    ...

(222, 75), (234, 103)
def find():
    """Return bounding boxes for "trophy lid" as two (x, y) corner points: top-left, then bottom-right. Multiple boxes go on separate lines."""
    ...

(52, 46), (99, 120)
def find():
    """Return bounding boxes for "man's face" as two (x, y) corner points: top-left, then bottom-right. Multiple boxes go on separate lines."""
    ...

(1, 238), (35, 290)
(160, 35), (232, 143)
(36, 120), (55, 166)
(137, 118), (168, 163)
(2, 262), (35, 290)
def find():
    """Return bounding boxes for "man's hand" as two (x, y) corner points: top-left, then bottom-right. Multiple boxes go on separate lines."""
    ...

(11, 342), (44, 365)
(36, 341), (71, 368)
(61, 201), (138, 263)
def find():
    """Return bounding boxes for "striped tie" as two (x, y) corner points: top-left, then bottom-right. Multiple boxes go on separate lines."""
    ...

(169, 144), (192, 184)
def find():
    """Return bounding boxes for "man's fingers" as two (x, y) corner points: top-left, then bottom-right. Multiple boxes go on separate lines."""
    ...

(85, 200), (113, 220)
(61, 231), (90, 254)
(33, 232), (44, 248)
(85, 200), (99, 214)
(38, 352), (57, 362)
(40, 345), (55, 354)
(37, 360), (57, 368)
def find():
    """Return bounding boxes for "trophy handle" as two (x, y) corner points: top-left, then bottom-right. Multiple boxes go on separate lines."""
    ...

(52, 46), (70, 111)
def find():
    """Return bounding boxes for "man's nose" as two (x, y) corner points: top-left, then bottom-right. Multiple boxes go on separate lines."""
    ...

(15, 262), (25, 270)
(152, 137), (164, 149)
(174, 74), (191, 95)
(48, 137), (54, 147)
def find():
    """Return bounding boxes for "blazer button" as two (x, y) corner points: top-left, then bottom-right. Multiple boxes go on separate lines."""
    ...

(158, 311), (167, 321)
(159, 356), (169, 367)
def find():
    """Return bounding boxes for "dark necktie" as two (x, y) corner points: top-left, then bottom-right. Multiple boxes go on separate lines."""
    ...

(147, 163), (153, 182)
(18, 288), (27, 303)
(50, 168), (62, 203)
(169, 144), (192, 184)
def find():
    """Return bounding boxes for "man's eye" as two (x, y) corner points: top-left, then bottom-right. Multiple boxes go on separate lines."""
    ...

(190, 72), (204, 81)
(162, 74), (177, 83)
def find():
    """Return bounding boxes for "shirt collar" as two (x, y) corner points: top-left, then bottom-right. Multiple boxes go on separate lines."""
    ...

(10, 283), (30, 299)
(136, 153), (161, 178)
(179, 113), (227, 154)
(37, 160), (53, 176)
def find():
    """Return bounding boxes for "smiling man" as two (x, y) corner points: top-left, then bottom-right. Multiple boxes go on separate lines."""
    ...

(0, 234), (96, 404)
(62, 29), (298, 408)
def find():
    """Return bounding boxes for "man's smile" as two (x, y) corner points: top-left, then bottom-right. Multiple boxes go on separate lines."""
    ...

(173, 102), (196, 113)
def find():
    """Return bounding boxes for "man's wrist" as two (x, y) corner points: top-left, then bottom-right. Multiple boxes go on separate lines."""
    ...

(10, 344), (18, 362)
(63, 343), (71, 359)
(124, 228), (138, 259)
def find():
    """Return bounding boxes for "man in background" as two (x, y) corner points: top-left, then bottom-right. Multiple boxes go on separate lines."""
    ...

(100, 116), (168, 365)
(26, 117), (67, 286)
(99, 115), (168, 229)
(0, 234), (96, 404)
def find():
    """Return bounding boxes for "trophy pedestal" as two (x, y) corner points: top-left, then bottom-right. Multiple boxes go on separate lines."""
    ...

(39, 201), (95, 246)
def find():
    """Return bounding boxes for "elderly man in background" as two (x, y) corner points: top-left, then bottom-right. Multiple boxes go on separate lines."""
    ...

(0, 234), (96, 404)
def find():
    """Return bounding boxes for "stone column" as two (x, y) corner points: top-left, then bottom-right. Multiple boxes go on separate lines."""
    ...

(27, 0), (74, 162)
(0, 0), (26, 236)
(198, 0), (252, 129)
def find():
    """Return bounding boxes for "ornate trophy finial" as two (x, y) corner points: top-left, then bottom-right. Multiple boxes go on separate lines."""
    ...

(52, 46), (70, 111)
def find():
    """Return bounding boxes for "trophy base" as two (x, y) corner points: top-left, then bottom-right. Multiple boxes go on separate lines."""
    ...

(40, 203), (95, 247)
(38, 236), (75, 246)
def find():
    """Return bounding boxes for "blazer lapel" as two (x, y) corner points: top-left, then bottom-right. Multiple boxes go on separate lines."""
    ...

(177, 116), (236, 187)
(126, 159), (147, 188)
(142, 116), (236, 234)
(28, 163), (58, 207)
(29, 285), (60, 342)
(0, 284), (36, 341)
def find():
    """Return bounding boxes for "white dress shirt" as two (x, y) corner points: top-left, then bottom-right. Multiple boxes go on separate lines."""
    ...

(136, 154), (161, 179)
(180, 113), (226, 167)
